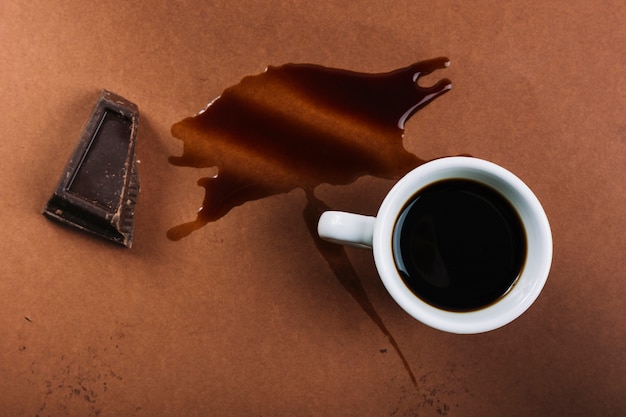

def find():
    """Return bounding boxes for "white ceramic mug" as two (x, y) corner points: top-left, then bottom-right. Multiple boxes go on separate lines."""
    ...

(317, 157), (552, 334)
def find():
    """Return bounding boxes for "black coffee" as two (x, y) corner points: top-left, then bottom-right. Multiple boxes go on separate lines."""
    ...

(393, 179), (526, 311)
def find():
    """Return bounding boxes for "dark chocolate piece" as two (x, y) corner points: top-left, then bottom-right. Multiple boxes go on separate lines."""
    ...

(43, 90), (140, 247)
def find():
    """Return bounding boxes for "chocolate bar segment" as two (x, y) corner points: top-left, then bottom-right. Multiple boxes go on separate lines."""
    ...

(43, 90), (140, 247)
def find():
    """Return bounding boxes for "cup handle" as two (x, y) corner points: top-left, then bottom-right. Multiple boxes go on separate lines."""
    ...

(317, 211), (376, 249)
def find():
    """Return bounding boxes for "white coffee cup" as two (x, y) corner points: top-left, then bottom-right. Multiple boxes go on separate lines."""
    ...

(317, 157), (552, 334)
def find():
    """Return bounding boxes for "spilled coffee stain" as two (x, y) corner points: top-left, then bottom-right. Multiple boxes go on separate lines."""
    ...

(168, 58), (452, 388)
(302, 192), (419, 386)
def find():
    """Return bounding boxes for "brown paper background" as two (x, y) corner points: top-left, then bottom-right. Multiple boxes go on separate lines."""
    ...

(1, 1), (624, 416)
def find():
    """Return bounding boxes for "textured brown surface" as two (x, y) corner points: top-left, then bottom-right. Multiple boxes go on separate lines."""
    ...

(1, 1), (624, 416)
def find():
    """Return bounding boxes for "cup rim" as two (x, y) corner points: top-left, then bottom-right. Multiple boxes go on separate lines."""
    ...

(372, 157), (552, 333)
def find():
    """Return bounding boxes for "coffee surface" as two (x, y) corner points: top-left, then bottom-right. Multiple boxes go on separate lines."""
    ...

(393, 179), (526, 311)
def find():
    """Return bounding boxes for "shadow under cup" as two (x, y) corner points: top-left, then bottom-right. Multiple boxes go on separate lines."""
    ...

(373, 157), (552, 334)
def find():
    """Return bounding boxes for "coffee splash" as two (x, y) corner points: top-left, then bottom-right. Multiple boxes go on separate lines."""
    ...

(168, 58), (452, 387)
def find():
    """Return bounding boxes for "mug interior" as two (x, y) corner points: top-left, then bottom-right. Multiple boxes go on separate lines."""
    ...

(373, 157), (552, 334)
